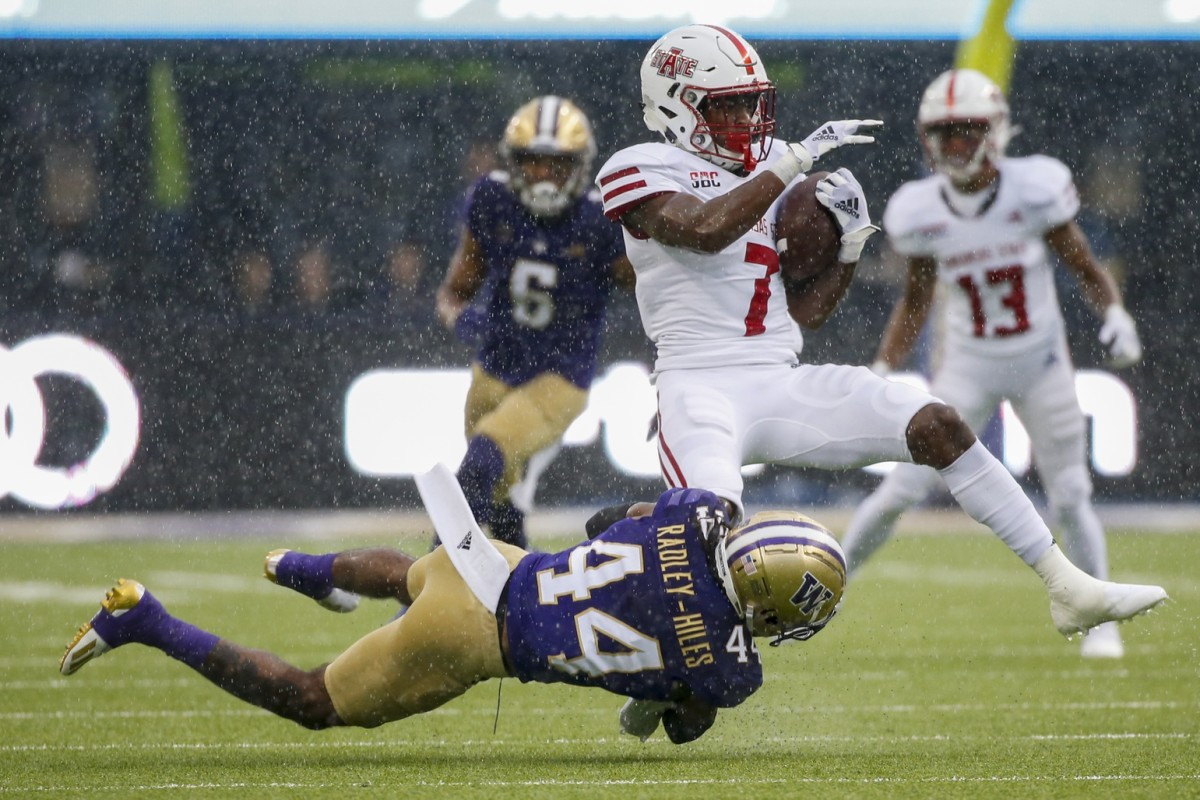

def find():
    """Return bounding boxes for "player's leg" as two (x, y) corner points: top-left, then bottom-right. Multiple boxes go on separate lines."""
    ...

(904, 395), (1165, 637)
(841, 362), (997, 574)
(265, 547), (417, 608)
(472, 372), (587, 547)
(60, 578), (343, 729)
(499, 442), (561, 547)
(654, 368), (748, 519)
(455, 364), (511, 530)
(323, 544), (525, 727)
(1013, 356), (1123, 657)
(761, 363), (1166, 636)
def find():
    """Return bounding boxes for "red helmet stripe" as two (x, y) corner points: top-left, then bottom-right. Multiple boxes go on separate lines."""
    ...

(705, 24), (755, 75)
(946, 70), (958, 112)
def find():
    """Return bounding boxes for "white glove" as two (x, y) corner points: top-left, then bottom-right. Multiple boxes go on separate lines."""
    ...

(767, 119), (883, 184)
(1099, 304), (1142, 368)
(814, 168), (880, 262)
(619, 698), (673, 742)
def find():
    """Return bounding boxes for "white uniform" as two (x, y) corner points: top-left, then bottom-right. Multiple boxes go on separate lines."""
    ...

(843, 155), (1109, 581)
(596, 139), (936, 513)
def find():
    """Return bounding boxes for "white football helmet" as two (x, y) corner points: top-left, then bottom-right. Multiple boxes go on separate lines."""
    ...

(917, 68), (1012, 182)
(640, 24), (776, 172)
(714, 511), (847, 645)
(500, 95), (597, 218)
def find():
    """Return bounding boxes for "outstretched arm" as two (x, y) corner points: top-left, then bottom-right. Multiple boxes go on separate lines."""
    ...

(1045, 221), (1120, 311)
(435, 230), (487, 339)
(1045, 221), (1142, 368)
(873, 255), (937, 373)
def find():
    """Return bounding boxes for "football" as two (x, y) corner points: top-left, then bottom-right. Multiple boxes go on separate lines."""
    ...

(775, 171), (841, 285)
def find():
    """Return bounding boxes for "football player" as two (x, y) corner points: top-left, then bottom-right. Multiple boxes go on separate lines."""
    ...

(840, 69), (1144, 658)
(60, 486), (844, 745)
(436, 95), (635, 549)
(593, 24), (1165, 641)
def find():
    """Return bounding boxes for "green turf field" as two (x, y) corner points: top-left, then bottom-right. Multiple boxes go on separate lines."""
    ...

(2, 523), (1196, 798)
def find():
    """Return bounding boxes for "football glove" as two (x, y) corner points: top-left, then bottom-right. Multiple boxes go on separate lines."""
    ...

(1099, 304), (1142, 368)
(814, 168), (880, 262)
(619, 698), (673, 742)
(767, 119), (883, 185)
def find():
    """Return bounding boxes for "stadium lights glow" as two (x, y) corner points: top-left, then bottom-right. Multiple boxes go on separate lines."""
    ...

(344, 363), (1137, 481)
(1166, 0), (1200, 23)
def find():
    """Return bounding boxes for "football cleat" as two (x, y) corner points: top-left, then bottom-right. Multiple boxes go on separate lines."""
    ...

(264, 549), (360, 613)
(1079, 620), (1125, 660)
(1034, 544), (1167, 638)
(60, 578), (145, 676)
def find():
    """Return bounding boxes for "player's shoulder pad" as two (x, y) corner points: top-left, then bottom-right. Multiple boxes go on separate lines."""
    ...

(597, 142), (681, 182)
(1003, 155), (1079, 228)
(882, 176), (940, 238)
(467, 171), (512, 204)
(1004, 154), (1073, 205)
(883, 176), (942, 256)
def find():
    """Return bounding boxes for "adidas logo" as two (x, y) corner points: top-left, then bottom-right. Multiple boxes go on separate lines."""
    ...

(833, 198), (861, 218)
(811, 125), (838, 141)
(457, 531), (473, 550)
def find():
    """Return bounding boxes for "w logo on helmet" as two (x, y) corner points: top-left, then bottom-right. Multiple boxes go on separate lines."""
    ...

(790, 571), (834, 615)
(650, 47), (697, 79)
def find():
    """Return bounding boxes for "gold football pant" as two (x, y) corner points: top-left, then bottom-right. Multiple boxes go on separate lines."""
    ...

(464, 364), (588, 502)
(323, 541), (527, 728)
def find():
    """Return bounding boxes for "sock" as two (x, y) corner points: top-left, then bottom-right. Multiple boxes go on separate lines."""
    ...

(457, 435), (506, 526)
(841, 463), (939, 574)
(92, 588), (218, 669)
(274, 552), (338, 600)
(489, 500), (528, 549)
(939, 440), (1053, 566)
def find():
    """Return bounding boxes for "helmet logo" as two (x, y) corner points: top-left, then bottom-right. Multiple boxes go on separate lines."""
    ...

(789, 571), (834, 615)
(650, 47), (697, 80)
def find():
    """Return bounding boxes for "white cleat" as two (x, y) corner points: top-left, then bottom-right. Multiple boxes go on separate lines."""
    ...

(264, 549), (360, 613)
(1080, 621), (1125, 659)
(1035, 544), (1167, 638)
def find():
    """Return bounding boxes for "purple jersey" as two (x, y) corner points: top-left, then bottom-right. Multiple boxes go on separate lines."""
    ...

(464, 175), (624, 388)
(504, 489), (763, 707)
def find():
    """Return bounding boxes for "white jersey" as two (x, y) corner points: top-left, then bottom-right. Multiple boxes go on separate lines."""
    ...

(884, 155), (1079, 359)
(596, 139), (801, 373)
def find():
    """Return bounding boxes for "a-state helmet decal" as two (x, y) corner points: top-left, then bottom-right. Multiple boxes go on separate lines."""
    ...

(650, 46), (697, 80)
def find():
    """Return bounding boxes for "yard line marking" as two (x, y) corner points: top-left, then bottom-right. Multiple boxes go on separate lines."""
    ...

(5, 775), (1200, 792)
(4, 699), (1194, 722)
(1, 732), (1192, 752)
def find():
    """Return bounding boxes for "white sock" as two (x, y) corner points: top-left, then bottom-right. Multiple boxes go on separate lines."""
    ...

(939, 441), (1053, 566)
(842, 464), (939, 574)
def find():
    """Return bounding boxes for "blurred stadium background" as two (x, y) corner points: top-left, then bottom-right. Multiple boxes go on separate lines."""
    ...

(2, 4), (1199, 520)
(4, 5), (1199, 796)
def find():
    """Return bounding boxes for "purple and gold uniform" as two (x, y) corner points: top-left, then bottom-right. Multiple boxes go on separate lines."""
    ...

(504, 489), (762, 707)
(465, 175), (625, 389)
